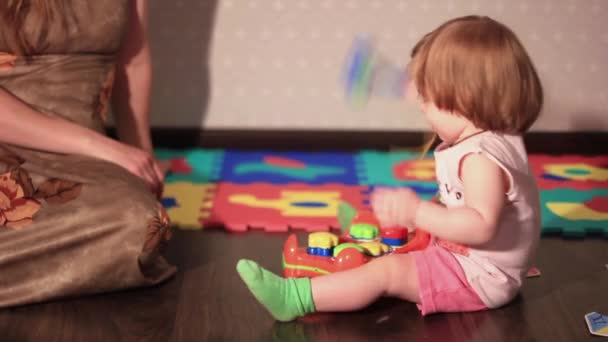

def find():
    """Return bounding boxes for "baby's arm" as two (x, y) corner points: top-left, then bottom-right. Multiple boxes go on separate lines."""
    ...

(416, 153), (507, 246)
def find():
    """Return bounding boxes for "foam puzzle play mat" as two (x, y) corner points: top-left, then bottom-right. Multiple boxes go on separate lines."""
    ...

(157, 149), (608, 237)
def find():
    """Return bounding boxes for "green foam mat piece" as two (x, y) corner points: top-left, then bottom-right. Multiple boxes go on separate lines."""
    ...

(155, 148), (224, 183)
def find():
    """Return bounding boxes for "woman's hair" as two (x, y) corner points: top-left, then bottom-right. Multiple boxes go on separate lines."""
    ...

(409, 15), (543, 134)
(0, 0), (70, 55)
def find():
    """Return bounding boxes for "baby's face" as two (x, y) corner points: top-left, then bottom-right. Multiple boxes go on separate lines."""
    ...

(419, 100), (468, 144)
(407, 82), (473, 144)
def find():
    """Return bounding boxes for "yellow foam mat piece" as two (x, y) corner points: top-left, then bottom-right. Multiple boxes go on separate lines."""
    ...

(163, 182), (215, 230)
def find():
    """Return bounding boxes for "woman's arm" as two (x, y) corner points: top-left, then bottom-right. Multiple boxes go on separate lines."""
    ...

(0, 87), (116, 156)
(0, 87), (163, 197)
(112, 0), (154, 152)
(111, 0), (164, 196)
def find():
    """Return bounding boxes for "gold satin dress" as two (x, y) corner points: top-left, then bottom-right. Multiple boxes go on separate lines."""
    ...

(0, 1), (176, 307)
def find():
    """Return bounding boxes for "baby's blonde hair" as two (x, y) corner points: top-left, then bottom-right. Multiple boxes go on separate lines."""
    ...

(409, 16), (543, 134)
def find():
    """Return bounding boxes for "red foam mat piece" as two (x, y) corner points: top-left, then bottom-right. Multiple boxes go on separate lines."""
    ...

(203, 183), (371, 232)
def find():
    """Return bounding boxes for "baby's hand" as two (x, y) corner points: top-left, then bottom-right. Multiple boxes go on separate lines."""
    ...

(371, 187), (421, 228)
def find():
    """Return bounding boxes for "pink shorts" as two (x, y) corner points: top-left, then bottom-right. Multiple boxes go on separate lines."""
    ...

(411, 244), (487, 315)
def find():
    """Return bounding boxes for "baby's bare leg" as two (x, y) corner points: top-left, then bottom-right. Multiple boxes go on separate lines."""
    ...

(312, 253), (420, 312)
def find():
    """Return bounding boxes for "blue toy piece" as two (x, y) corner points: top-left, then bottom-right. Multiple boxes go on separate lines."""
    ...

(307, 247), (333, 257)
(381, 237), (405, 247)
(344, 36), (372, 100)
(343, 35), (408, 106)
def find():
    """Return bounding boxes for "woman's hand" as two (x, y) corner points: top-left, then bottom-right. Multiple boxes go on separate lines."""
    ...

(97, 140), (164, 199)
(371, 187), (422, 228)
(157, 159), (172, 175)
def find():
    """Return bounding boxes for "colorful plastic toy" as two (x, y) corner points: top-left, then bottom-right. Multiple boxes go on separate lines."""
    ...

(343, 35), (408, 106)
(283, 202), (431, 278)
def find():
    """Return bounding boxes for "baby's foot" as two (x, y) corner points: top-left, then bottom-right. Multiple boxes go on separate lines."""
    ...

(236, 259), (315, 322)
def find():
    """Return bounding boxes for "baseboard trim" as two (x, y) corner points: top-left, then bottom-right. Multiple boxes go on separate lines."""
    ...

(149, 129), (431, 151)
(113, 128), (608, 154)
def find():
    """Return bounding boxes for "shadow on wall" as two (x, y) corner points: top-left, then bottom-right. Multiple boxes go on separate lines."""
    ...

(148, 1), (218, 128)
(524, 112), (608, 154)
(568, 112), (608, 131)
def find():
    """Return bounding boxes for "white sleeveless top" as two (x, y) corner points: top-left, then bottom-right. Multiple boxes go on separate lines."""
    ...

(434, 131), (541, 308)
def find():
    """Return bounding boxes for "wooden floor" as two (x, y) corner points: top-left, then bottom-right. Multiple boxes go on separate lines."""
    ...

(0, 229), (606, 342)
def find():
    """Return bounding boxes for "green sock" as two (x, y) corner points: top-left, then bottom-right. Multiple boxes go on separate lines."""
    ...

(236, 259), (316, 322)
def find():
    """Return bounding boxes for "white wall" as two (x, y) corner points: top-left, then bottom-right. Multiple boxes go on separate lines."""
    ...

(148, 0), (608, 131)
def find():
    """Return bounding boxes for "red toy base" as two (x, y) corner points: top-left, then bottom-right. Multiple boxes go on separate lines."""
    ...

(283, 228), (431, 278)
